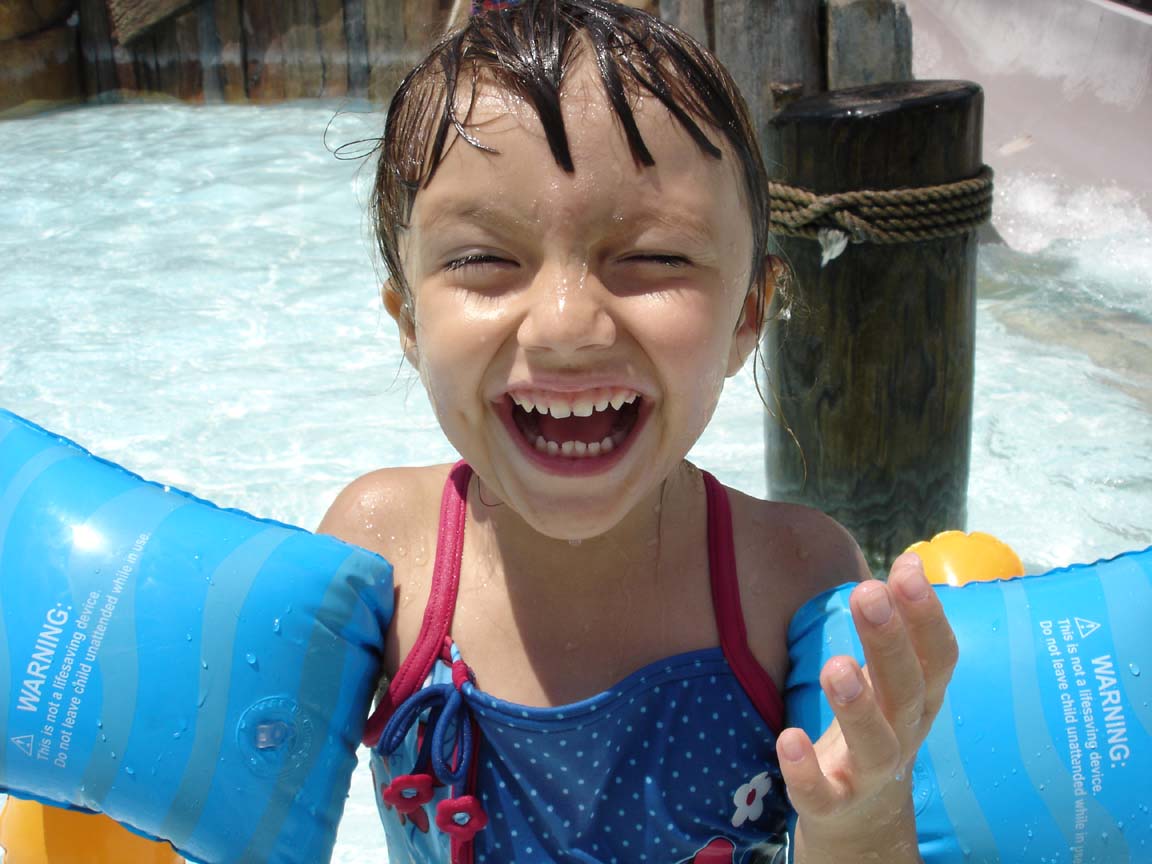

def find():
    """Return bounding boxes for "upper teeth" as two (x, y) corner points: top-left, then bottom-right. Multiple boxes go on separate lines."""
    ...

(510, 388), (639, 419)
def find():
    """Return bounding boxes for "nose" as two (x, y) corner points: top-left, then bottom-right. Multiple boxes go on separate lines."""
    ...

(516, 263), (616, 355)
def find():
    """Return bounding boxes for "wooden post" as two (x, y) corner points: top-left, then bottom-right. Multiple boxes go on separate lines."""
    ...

(763, 81), (983, 572)
(825, 0), (912, 89)
(710, 0), (822, 164)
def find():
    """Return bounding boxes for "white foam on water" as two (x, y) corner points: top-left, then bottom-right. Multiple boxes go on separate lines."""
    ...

(1, 102), (1150, 858)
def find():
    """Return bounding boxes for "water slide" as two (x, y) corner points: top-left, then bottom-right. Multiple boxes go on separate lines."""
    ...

(903, 0), (1151, 248)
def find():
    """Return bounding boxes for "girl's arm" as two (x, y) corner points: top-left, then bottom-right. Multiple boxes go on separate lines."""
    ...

(780, 553), (958, 863)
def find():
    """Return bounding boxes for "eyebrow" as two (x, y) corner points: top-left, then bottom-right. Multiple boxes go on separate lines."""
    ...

(415, 201), (533, 236)
(417, 198), (720, 248)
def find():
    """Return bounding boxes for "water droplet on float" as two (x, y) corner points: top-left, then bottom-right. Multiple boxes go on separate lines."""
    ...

(125, 766), (135, 777)
(1129, 663), (1141, 677)
(185, 632), (192, 642)
(246, 652), (258, 669)
(272, 618), (281, 634)
(956, 715), (964, 727)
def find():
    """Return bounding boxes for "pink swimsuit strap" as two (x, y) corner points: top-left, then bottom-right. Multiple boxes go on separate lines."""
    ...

(363, 462), (782, 746)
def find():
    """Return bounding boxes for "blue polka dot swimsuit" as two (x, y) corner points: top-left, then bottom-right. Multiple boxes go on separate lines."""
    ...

(362, 464), (791, 864)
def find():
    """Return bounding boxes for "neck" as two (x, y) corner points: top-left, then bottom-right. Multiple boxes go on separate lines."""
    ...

(469, 463), (699, 592)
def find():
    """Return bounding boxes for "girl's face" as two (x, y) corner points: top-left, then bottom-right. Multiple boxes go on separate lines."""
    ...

(393, 63), (764, 540)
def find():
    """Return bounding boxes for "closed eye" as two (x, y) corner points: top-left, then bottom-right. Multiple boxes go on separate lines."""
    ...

(445, 253), (514, 272)
(624, 254), (692, 268)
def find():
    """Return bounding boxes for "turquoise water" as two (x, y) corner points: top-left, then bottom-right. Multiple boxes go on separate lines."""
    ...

(1, 103), (1150, 860)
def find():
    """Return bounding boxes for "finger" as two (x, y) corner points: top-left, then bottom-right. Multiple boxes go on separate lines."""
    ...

(819, 655), (901, 778)
(850, 579), (926, 733)
(776, 726), (841, 818)
(888, 552), (960, 714)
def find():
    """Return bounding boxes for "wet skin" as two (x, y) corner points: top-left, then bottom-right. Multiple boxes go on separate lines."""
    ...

(328, 58), (957, 863)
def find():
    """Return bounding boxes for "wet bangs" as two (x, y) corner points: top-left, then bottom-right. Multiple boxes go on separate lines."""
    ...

(373, 0), (769, 300)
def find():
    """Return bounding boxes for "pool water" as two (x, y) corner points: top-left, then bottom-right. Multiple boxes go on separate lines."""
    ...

(1, 103), (1150, 861)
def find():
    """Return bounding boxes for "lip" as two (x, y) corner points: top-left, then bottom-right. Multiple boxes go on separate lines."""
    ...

(497, 377), (651, 399)
(493, 395), (649, 477)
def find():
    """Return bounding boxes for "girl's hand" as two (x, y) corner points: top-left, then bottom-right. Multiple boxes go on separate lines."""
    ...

(777, 553), (958, 861)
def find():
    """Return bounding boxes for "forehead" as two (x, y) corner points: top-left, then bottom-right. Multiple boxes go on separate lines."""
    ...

(409, 62), (751, 244)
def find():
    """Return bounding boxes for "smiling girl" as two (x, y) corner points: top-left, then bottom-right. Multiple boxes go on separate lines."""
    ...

(319, 2), (957, 862)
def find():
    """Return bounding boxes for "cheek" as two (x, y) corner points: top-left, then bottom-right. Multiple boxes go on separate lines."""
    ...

(411, 306), (502, 416)
(642, 294), (733, 369)
(635, 295), (733, 414)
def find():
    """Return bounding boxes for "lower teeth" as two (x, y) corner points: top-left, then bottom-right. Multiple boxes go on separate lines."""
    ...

(535, 435), (616, 458)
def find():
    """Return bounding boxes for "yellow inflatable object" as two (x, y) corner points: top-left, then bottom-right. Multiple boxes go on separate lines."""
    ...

(0, 799), (182, 863)
(905, 529), (1025, 586)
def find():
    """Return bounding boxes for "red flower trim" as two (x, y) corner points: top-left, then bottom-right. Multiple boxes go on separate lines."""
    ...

(435, 795), (489, 841)
(381, 774), (435, 814)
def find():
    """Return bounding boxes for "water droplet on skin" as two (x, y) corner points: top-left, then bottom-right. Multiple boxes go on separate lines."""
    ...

(569, 539), (582, 547)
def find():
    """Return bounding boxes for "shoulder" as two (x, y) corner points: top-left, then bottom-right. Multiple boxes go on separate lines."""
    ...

(722, 483), (870, 683)
(725, 485), (869, 601)
(316, 463), (457, 563)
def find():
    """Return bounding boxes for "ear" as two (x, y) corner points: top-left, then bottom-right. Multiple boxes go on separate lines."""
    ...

(726, 259), (778, 377)
(382, 279), (420, 369)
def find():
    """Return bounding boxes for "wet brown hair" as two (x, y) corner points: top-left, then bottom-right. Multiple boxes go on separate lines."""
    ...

(372, 0), (771, 322)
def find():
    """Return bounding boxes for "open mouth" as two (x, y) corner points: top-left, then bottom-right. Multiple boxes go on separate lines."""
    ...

(505, 388), (643, 460)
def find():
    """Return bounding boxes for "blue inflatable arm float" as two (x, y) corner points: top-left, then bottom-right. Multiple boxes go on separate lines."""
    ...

(0, 409), (394, 864)
(786, 547), (1152, 863)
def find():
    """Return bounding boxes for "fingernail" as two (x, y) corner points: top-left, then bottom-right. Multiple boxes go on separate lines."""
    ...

(779, 735), (805, 763)
(830, 660), (863, 703)
(859, 583), (893, 625)
(900, 564), (931, 601)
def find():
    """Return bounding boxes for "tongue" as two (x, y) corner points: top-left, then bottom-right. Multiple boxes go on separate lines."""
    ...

(537, 412), (617, 443)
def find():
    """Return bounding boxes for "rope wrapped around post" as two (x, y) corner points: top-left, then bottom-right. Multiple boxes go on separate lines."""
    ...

(769, 166), (994, 245)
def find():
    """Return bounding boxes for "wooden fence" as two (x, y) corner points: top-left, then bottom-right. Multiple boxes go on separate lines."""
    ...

(1, 0), (907, 123)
